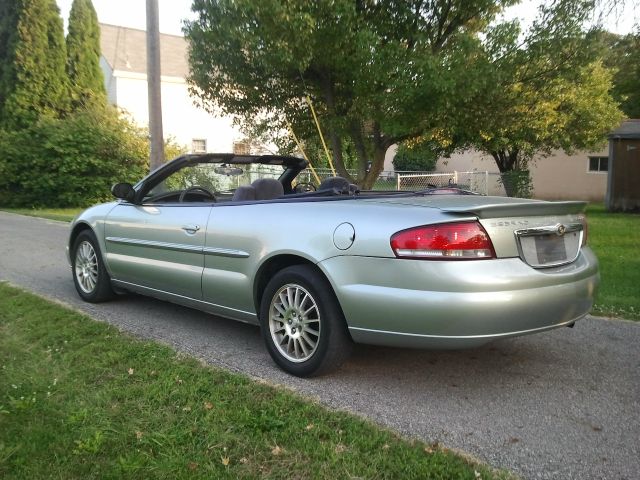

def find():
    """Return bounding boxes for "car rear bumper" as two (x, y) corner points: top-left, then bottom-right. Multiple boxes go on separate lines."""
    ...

(318, 247), (599, 349)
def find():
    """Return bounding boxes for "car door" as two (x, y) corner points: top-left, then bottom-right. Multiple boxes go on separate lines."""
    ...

(104, 202), (212, 299)
(201, 202), (261, 323)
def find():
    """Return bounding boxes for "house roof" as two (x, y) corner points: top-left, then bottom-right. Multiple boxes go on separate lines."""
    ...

(99, 23), (188, 78)
(609, 119), (640, 140)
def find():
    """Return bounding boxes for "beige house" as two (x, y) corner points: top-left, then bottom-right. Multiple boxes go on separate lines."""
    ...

(434, 146), (609, 201)
(99, 23), (250, 154)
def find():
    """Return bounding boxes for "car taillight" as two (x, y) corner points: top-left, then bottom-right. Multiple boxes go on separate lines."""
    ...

(390, 221), (496, 260)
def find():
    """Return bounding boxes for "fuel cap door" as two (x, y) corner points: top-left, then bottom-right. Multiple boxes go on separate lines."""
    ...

(333, 222), (355, 250)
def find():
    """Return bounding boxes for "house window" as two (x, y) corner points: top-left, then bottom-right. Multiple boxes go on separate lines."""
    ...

(192, 138), (207, 153)
(233, 140), (251, 155)
(588, 156), (608, 173)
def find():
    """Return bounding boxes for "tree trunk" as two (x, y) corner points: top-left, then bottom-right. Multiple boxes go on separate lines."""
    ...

(328, 130), (353, 181)
(490, 148), (529, 197)
(361, 146), (387, 190)
(358, 122), (388, 190)
(318, 74), (356, 183)
(349, 121), (368, 183)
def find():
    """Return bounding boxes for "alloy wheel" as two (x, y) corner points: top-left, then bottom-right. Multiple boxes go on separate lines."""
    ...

(75, 240), (99, 293)
(269, 284), (321, 362)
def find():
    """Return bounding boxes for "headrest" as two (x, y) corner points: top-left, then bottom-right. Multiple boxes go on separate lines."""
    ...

(318, 176), (350, 192)
(231, 185), (256, 202)
(251, 178), (284, 200)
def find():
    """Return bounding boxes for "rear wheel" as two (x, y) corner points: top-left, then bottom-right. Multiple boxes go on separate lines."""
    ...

(72, 230), (114, 303)
(260, 265), (352, 377)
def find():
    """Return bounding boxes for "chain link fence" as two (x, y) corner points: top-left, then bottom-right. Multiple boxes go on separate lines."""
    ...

(298, 168), (508, 195)
(296, 168), (398, 190)
(244, 165), (510, 196)
(395, 171), (507, 195)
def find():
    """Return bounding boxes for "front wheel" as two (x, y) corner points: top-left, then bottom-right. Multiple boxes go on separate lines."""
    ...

(259, 265), (352, 377)
(72, 230), (114, 303)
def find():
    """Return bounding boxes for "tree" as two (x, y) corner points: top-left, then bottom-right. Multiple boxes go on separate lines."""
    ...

(0, 0), (68, 128)
(185, 0), (517, 189)
(66, 0), (105, 109)
(470, 61), (622, 194)
(463, 1), (623, 195)
(596, 29), (640, 118)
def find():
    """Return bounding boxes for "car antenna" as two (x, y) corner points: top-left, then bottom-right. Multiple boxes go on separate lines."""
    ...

(304, 95), (336, 176)
(297, 69), (336, 176)
(285, 119), (321, 184)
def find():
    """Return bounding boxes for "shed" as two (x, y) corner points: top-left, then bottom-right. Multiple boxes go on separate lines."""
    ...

(606, 120), (640, 212)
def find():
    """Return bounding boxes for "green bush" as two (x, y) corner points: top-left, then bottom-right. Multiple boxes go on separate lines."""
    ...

(499, 170), (533, 198)
(392, 142), (438, 172)
(0, 106), (183, 208)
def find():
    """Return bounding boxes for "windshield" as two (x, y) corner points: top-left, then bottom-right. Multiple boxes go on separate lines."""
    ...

(147, 162), (285, 198)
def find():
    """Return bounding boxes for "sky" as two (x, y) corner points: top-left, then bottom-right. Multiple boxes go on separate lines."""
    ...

(56, 0), (195, 36)
(56, 0), (637, 36)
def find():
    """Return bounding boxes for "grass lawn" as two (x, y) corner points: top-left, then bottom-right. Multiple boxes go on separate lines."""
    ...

(0, 207), (82, 223)
(0, 283), (506, 479)
(1, 202), (638, 320)
(585, 204), (640, 320)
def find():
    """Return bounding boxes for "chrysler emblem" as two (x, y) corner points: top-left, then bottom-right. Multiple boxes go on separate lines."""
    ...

(557, 224), (566, 236)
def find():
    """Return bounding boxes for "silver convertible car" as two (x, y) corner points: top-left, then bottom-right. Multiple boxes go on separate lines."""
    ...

(68, 153), (599, 376)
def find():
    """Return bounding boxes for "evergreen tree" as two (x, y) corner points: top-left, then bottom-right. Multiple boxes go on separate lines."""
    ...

(0, 0), (68, 128)
(66, 0), (105, 109)
(0, 2), (19, 117)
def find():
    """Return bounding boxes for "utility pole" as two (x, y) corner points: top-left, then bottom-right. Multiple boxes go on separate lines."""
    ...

(146, 0), (165, 171)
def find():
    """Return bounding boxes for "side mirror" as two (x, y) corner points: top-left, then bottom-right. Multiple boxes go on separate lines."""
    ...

(111, 182), (136, 202)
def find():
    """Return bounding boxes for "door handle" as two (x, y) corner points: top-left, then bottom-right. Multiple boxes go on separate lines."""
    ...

(181, 224), (200, 235)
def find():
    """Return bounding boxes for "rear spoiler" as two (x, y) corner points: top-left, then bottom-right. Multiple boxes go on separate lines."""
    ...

(440, 201), (587, 219)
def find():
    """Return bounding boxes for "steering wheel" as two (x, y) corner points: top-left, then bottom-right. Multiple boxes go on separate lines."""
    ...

(294, 182), (317, 193)
(179, 186), (216, 202)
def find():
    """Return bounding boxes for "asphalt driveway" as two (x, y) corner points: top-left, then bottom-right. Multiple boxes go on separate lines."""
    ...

(1, 211), (638, 479)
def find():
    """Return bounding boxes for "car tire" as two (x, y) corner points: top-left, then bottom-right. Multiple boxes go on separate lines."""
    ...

(72, 230), (114, 303)
(259, 265), (352, 377)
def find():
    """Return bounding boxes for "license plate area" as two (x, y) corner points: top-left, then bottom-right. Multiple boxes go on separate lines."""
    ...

(515, 223), (582, 268)
(534, 234), (567, 264)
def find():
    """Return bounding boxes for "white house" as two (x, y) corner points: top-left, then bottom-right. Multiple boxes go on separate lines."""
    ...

(99, 23), (250, 155)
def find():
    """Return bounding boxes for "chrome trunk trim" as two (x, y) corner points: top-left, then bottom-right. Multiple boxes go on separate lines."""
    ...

(514, 222), (583, 268)
(514, 222), (582, 237)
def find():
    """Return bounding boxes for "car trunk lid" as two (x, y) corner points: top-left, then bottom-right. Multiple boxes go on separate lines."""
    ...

(364, 195), (587, 267)
(362, 195), (586, 217)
